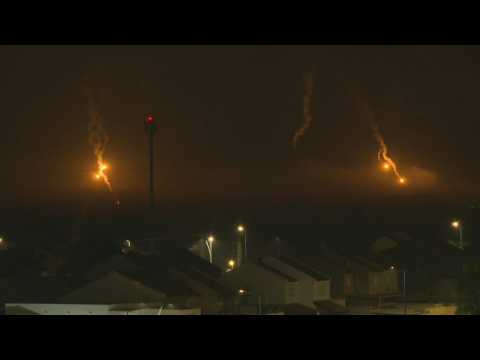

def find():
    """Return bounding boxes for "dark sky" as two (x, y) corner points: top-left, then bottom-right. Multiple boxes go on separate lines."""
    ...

(2, 45), (480, 251)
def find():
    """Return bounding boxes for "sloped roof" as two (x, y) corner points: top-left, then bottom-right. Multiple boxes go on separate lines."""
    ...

(365, 233), (470, 271)
(273, 255), (329, 280)
(0, 276), (70, 304)
(70, 247), (231, 301)
(78, 253), (198, 298)
(171, 267), (235, 297)
(125, 251), (231, 296)
(256, 260), (298, 282)
(59, 271), (169, 304)
(127, 246), (223, 278)
(4, 305), (41, 315)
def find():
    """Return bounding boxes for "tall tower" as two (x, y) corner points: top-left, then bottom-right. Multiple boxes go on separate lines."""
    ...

(144, 115), (157, 209)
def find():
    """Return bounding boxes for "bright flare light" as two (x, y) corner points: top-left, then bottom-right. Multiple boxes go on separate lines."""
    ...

(452, 221), (460, 229)
(87, 93), (114, 193)
(238, 289), (245, 295)
(371, 123), (407, 185)
(93, 160), (112, 191)
(228, 259), (235, 268)
(237, 225), (245, 233)
(207, 235), (215, 243)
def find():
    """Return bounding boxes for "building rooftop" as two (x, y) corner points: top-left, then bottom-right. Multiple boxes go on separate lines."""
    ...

(273, 255), (329, 281)
(256, 259), (298, 283)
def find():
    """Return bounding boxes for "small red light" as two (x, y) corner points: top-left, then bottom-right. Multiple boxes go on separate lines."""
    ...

(146, 115), (154, 124)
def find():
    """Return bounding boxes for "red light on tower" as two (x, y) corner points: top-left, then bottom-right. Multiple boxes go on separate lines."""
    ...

(144, 114), (157, 209)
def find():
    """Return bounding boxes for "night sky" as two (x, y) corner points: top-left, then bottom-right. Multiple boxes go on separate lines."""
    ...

(2, 46), (480, 254)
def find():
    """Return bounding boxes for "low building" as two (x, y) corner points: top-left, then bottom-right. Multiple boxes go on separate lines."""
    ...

(222, 260), (302, 310)
(345, 255), (400, 297)
(261, 255), (331, 308)
(63, 246), (235, 314)
(5, 302), (201, 315)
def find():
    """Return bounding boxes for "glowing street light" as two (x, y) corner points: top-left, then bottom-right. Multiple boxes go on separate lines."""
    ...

(0, 236), (7, 251)
(398, 177), (406, 185)
(205, 235), (215, 264)
(382, 163), (390, 171)
(237, 224), (247, 264)
(238, 289), (245, 295)
(451, 220), (464, 250)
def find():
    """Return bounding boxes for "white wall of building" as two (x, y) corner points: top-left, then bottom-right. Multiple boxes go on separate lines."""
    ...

(262, 257), (330, 308)
(5, 303), (201, 315)
(222, 263), (298, 306)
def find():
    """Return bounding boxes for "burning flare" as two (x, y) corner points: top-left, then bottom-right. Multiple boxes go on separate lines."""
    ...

(349, 90), (407, 186)
(87, 92), (113, 192)
(372, 122), (407, 185)
(292, 67), (315, 150)
(93, 159), (112, 190)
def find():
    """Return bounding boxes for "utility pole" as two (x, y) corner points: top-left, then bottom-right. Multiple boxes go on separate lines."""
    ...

(258, 295), (263, 315)
(459, 225), (464, 250)
(144, 115), (157, 210)
(403, 269), (407, 315)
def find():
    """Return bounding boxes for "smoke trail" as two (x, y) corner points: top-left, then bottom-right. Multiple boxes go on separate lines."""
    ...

(371, 122), (405, 182)
(292, 67), (315, 150)
(86, 91), (113, 192)
(352, 93), (406, 184)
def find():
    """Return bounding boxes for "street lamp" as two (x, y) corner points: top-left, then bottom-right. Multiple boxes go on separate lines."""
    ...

(237, 224), (247, 263)
(205, 235), (215, 264)
(451, 220), (464, 250)
(227, 259), (235, 271)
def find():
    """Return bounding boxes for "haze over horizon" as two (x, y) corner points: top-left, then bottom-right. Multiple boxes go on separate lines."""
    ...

(2, 45), (480, 254)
